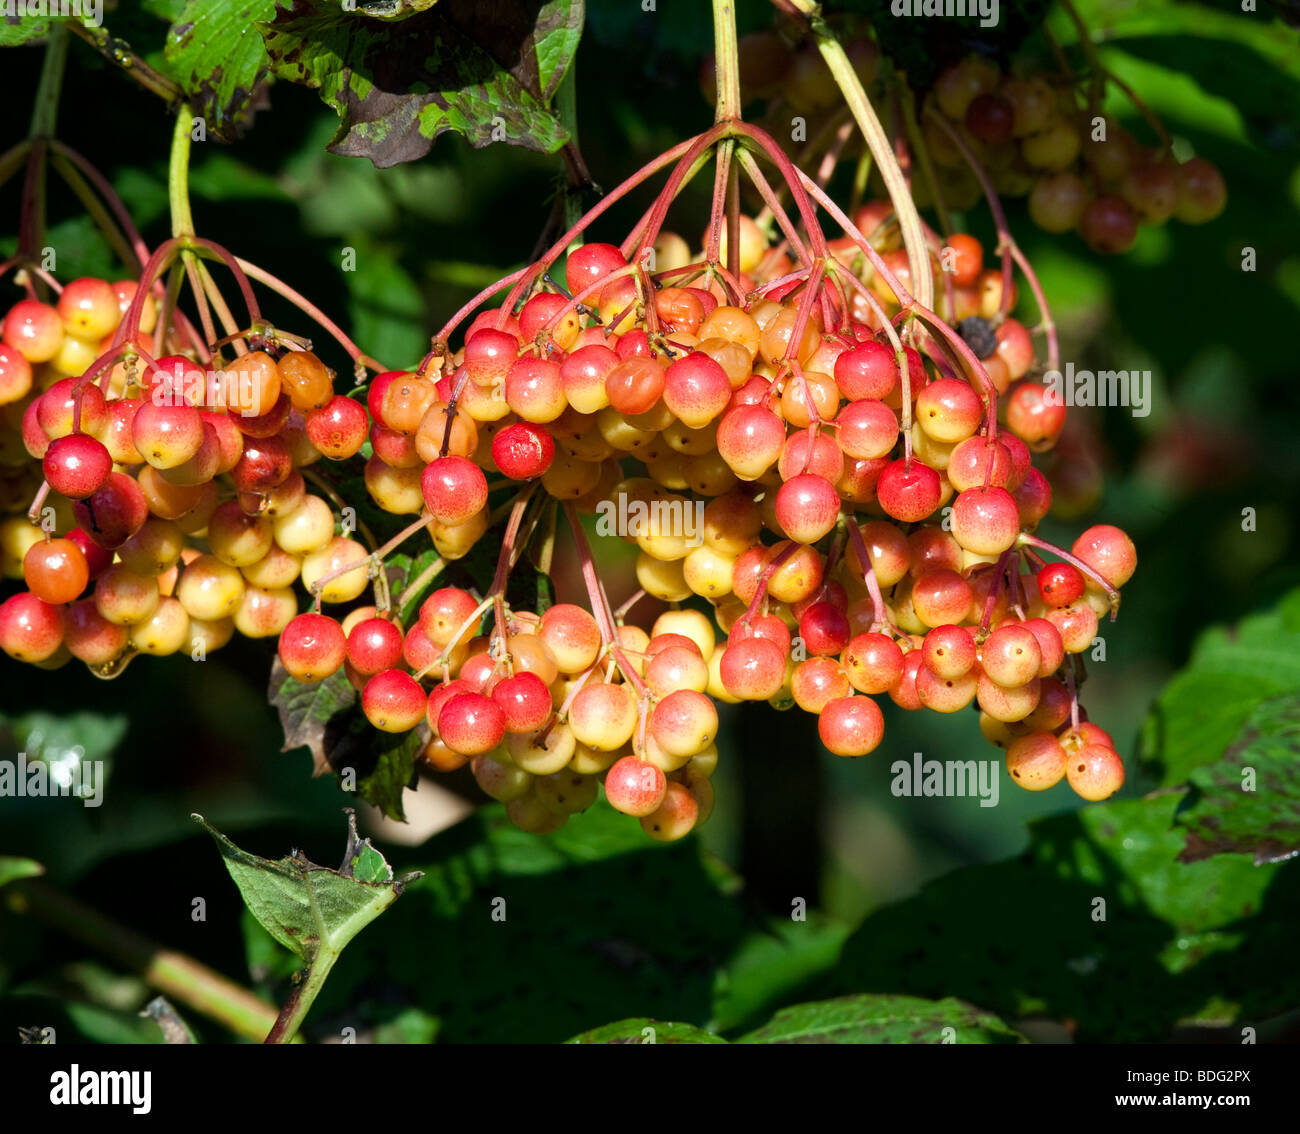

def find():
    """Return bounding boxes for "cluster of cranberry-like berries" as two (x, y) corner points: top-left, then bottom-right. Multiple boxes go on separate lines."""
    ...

(0, 278), (372, 674)
(925, 56), (1226, 252)
(278, 214), (1133, 836)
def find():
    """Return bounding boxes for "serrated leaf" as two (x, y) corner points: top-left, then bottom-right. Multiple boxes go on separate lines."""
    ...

(1141, 588), (1300, 785)
(259, 0), (570, 168)
(164, 0), (279, 141)
(737, 994), (1026, 1044)
(1175, 693), (1300, 865)
(566, 1018), (728, 1044)
(268, 659), (357, 778)
(193, 811), (419, 965)
(0, 858), (43, 889)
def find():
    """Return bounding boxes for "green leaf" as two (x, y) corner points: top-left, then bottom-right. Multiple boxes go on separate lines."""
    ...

(533, 0), (584, 103)
(0, 858), (43, 889)
(0, 14), (56, 46)
(567, 1018), (728, 1044)
(710, 915), (850, 1035)
(192, 810), (420, 964)
(737, 994), (1026, 1044)
(259, 0), (571, 168)
(1175, 694), (1300, 865)
(831, 793), (1296, 1040)
(164, 0), (279, 141)
(1141, 589), (1300, 785)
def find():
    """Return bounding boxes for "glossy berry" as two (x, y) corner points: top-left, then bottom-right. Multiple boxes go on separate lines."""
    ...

(492, 422), (555, 480)
(346, 617), (405, 676)
(363, 669), (428, 733)
(42, 433), (113, 499)
(1066, 744), (1125, 801)
(279, 613), (347, 683)
(818, 695), (884, 757)
(604, 755), (667, 817)
(421, 455), (488, 525)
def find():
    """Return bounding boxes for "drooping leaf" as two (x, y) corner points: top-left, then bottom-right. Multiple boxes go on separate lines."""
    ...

(259, 0), (574, 168)
(192, 810), (420, 965)
(1175, 693), (1300, 865)
(737, 994), (1026, 1045)
(163, 0), (279, 141)
(567, 1018), (728, 1044)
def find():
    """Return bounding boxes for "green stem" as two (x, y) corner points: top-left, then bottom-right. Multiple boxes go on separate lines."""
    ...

(30, 25), (67, 140)
(787, 0), (934, 312)
(711, 0), (742, 122)
(169, 107), (195, 238)
(264, 949), (339, 1044)
(10, 880), (286, 1043)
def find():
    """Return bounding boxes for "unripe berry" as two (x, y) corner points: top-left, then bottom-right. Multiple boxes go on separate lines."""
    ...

(639, 781), (699, 841)
(1066, 744), (1125, 801)
(1006, 732), (1068, 790)
(818, 695), (884, 757)
(604, 755), (667, 817)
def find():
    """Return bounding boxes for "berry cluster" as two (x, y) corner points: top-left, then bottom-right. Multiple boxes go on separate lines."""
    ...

(1, 42), (1150, 840)
(0, 277), (372, 673)
(926, 56), (1226, 253)
(717, 25), (1226, 257)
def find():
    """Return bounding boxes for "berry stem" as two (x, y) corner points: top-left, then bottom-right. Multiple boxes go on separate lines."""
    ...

(734, 149), (812, 265)
(845, 517), (892, 633)
(168, 107), (195, 239)
(1017, 532), (1121, 618)
(235, 256), (385, 372)
(927, 110), (1060, 371)
(562, 502), (649, 697)
(978, 550), (1016, 636)
(1059, 0), (1170, 150)
(898, 85), (952, 238)
(49, 140), (152, 269)
(785, 0), (933, 310)
(48, 152), (141, 275)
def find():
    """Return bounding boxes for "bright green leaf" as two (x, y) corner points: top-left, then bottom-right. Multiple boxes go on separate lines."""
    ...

(0, 858), (43, 889)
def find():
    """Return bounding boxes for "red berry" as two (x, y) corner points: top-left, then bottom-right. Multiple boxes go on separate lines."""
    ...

(491, 422), (555, 480)
(876, 459), (942, 523)
(604, 755), (667, 817)
(421, 455), (488, 524)
(362, 669), (428, 733)
(818, 695), (884, 757)
(42, 433), (113, 499)
(491, 671), (554, 733)
(346, 617), (405, 676)
(1037, 562), (1085, 607)
(439, 691), (507, 755)
(279, 613), (347, 683)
